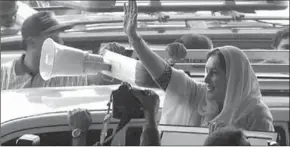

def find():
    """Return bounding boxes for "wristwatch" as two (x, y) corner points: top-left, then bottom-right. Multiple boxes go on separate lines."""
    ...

(72, 128), (84, 138)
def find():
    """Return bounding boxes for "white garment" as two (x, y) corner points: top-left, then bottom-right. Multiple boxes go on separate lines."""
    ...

(160, 46), (274, 131)
(159, 68), (207, 126)
(210, 46), (266, 125)
(1, 60), (88, 90)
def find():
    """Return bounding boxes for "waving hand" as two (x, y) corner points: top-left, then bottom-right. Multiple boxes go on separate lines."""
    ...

(124, 0), (138, 37)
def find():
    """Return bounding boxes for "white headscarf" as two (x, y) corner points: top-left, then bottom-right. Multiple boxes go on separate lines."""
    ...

(198, 46), (272, 126)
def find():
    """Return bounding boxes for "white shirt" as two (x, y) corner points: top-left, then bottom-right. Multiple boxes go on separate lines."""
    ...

(1, 60), (88, 90)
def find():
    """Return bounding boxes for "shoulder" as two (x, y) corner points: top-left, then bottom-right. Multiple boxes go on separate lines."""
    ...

(244, 102), (274, 132)
(250, 102), (272, 120)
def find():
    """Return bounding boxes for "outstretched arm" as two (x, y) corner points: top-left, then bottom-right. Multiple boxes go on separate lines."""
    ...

(68, 109), (92, 146)
(124, 0), (168, 80)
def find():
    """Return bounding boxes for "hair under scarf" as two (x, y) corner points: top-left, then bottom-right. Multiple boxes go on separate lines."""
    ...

(198, 46), (273, 126)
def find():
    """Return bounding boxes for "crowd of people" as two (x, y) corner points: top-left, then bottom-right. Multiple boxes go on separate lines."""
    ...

(1, 0), (288, 146)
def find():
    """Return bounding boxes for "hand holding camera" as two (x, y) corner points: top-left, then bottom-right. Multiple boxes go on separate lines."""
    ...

(111, 82), (160, 120)
(68, 108), (92, 131)
(131, 88), (160, 119)
(68, 108), (92, 146)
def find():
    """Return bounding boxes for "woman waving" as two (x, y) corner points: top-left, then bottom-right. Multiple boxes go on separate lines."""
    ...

(124, 0), (274, 132)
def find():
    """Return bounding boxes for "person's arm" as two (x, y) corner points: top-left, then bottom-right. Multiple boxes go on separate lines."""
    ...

(140, 113), (161, 146)
(129, 32), (168, 80)
(72, 133), (87, 146)
(68, 109), (92, 146)
(124, 0), (167, 80)
(131, 89), (161, 146)
(124, 1), (205, 108)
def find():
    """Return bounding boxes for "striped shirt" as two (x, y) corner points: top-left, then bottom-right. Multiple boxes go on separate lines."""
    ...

(1, 58), (88, 90)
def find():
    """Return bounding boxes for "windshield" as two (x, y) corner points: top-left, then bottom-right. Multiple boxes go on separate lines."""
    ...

(1, 1), (289, 113)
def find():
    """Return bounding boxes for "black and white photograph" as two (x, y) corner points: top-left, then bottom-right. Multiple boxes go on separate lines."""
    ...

(1, 0), (289, 146)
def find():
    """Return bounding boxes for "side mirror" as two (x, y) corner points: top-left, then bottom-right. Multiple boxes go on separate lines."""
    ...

(16, 134), (40, 146)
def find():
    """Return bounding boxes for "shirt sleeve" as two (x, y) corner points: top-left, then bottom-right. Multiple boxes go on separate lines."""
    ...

(154, 63), (172, 91)
(159, 65), (207, 125)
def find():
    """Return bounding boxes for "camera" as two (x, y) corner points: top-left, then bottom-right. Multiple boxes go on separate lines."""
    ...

(111, 82), (156, 119)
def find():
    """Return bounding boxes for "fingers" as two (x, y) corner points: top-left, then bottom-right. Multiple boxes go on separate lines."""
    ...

(209, 122), (215, 133)
(133, 14), (138, 26)
(124, 2), (127, 15)
(85, 109), (91, 118)
(209, 122), (227, 134)
(68, 110), (72, 123)
(85, 110), (93, 123)
(215, 122), (226, 131)
(133, 0), (137, 14)
(69, 108), (91, 118)
(129, 0), (132, 14)
(131, 89), (146, 104)
(128, 0), (137, 15)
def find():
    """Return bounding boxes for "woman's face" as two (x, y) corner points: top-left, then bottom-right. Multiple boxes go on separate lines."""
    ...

(204, 54), (227, 104)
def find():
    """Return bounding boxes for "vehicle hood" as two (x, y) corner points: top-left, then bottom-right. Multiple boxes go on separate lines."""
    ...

(1, 85), (288, 124)
(1, 85), (165, 123)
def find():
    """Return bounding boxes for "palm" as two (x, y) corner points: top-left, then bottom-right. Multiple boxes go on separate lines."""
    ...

(124, 0), (138, 36)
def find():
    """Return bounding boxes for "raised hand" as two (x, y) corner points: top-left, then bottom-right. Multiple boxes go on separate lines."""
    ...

(124, 0), (138, 37)
(68, 108), (92, 131)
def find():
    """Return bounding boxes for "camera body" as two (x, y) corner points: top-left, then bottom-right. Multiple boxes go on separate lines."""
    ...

(111, 82), (145, 119)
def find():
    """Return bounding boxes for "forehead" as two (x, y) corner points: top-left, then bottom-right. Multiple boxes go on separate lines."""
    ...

(205, 55), (222, 70)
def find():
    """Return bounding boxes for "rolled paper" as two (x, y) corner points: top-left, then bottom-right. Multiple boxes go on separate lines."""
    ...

(101, 50), (137, 85)
(83, 52), (112, 74)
